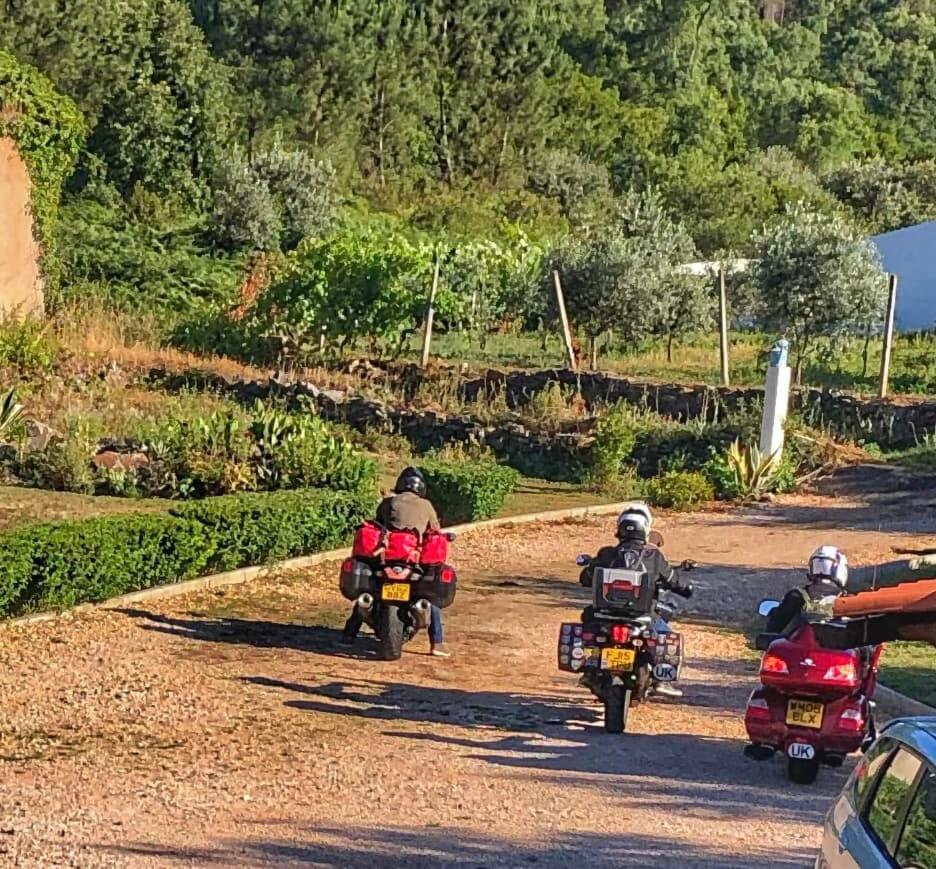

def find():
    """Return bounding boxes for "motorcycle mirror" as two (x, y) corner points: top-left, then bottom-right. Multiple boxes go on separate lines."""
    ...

(576, 555), (592, 567)
(758, 599), (780, 618)
(445, 532), (457, 542)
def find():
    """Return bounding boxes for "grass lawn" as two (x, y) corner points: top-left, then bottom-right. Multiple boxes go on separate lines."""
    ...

(879, 642), (936, 708)
(0, 485), (170, 532)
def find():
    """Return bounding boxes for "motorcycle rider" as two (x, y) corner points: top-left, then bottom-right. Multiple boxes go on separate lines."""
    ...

(766, 545), (849, 635)
(341, 467), (450, 657)
(579, 503), (690, 699)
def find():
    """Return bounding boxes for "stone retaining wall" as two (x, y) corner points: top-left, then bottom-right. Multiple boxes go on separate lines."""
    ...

(151, 364), (936, 451)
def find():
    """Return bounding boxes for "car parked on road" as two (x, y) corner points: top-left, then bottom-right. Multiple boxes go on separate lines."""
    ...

(816, 716), (936, 868)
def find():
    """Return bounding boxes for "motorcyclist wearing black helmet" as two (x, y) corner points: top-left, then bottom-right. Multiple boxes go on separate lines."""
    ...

(579, 503), (692, 699)
(341, 468), (450, 657)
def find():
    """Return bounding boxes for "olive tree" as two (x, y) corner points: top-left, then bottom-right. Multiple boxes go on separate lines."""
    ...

(547, 190), (698, 368)
(751, 202), (887, 383)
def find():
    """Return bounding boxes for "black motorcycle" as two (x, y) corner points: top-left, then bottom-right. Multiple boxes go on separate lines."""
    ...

(339, 533), (457, 660)
(558, 552), (694, 733)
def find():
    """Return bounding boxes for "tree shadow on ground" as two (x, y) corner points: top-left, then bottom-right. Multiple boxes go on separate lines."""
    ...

(243, 674), (596, 730)
(116, 608), (382, 661)
(375, 724), (849, 825)
(99, 818), (821, 868)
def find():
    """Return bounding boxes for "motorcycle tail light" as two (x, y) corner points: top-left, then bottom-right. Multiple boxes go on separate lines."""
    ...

(836, 705), (864, 733)
(761, 654), (789, 675)
(439, 566), (455, 583)
(341, 558), (355, 573)
(822, 662), (858, 686)
(746, 696), (771, 721)
(611, 625), (630, 644)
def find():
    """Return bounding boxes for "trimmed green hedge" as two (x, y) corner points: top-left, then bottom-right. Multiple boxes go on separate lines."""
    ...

(420, 459), (519, 525)
(171, 488), (376, 573)
(0, 487), (376, 618)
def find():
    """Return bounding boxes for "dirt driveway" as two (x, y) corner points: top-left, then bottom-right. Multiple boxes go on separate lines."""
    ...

(1, 482), (934, 868)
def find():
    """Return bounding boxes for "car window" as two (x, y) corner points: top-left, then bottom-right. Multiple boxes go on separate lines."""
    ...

(856, 738), (896, 809)
(897, 766), (936, 869)
(867, 748), (924, 855)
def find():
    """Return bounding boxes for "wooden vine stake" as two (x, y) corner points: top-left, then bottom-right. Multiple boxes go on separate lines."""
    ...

(420, 254), (442, 369)
(878, 273), (898, 398)
(552, 270), (577, 370)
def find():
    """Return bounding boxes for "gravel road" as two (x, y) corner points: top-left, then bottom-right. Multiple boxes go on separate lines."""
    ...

(1, 488), (934, 868)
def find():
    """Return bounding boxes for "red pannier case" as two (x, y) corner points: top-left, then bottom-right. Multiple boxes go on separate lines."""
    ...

(351, 521), (421, 563)
(351, 521), (384, 559)
(419, 531), (449, 565)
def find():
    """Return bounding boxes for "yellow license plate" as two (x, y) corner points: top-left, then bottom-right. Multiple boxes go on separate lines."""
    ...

(382, 583), (411, 602)
(786, 699), (824, 730)
(601, 648), (636, 671)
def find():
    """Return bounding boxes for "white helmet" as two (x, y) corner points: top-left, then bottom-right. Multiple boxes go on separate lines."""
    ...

(807, 545), (848, 590)
(617, 502), (652, 543)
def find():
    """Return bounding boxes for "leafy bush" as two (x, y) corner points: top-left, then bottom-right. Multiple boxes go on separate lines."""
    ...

(0, 315), (60, 374)
(250, 405), (378, 494)
(419, 457), (519, 524)
(646, 470), (714, 511)
(588, 403), (638, 489)
(0, 487), (376, 618)
(17, 416), (101, 494)
(92, 405), (378, 500)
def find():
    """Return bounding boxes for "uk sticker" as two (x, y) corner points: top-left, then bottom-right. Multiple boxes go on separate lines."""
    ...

(653, 663), (678, 682)
(787, 743), (816, 760)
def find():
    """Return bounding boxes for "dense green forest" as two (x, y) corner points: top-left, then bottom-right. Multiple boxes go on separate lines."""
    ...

(3, 0), (936, 320)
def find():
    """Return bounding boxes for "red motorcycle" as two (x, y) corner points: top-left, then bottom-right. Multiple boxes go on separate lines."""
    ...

(744, 599), (883, 784)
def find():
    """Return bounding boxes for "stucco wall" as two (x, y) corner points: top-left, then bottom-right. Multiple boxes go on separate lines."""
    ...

(0, 137), (43, 315)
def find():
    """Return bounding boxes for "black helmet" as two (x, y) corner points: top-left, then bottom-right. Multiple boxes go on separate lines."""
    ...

(395, 467), (427, 498)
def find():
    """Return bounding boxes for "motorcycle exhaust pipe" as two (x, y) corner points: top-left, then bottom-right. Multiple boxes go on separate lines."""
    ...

(355, 593), (374, 612)
(411, 598), (431, 628)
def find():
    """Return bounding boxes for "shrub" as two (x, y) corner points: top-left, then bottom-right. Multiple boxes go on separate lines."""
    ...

(17, 416), (101, 494)
(250, 406), (379, 494)
(171, 488), (376, 573)
(0, 315), (60, 375)
(419, 457), (520, 524)
(646, 470), (714, 511)
(0, 486), (377, 618)
(96, 405), (378, 500)
(703, 440), (795, 501)
(589, 403), (638, 489)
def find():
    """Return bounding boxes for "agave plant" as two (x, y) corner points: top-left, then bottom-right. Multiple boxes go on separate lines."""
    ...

(0, 387), (24, 441)
(726, 439), (782, 499)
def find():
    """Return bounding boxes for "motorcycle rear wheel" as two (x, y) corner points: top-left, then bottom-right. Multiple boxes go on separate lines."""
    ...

(604, 685), (631, 734)
(787, 756), (820, 785)
(377, 605), (405, 661)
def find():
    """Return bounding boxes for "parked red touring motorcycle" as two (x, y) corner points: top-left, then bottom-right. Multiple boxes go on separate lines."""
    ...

(338, 521), (457, 661)
(744, 599), (883, 784)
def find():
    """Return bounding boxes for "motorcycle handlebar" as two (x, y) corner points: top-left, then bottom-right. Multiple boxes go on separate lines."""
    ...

(660, 577), (693, 599)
